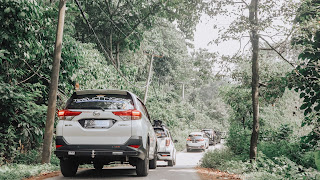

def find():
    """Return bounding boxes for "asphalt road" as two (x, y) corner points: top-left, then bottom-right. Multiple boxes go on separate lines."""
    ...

(46, 143), (224, 180)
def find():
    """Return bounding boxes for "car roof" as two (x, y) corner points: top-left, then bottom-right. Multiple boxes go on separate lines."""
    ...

(75, 89), (129, 95)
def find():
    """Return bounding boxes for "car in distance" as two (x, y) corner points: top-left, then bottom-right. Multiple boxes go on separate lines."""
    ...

(54, 89), (157, 177)
(201, 129), (215, 145)
(186, 132), (209, 152)
(153, 120), (177, 166)
(214, 130), (222, 144)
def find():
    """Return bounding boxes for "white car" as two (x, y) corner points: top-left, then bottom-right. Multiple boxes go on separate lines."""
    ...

(54, 89), (157, 177)
(186, 132), (209, 152)
(153, 120), (177, 166)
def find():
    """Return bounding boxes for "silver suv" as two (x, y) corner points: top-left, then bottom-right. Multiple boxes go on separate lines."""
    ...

(153, 120), (177, 166)
(54, 89), (157, 177)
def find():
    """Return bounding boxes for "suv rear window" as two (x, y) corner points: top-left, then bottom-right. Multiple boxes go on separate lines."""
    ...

(66, 94), (134, 110)
(154, 128), (168, 138)
(189, 134), (203, 139)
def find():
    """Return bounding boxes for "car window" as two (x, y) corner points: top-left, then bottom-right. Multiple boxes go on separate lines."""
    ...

(66, 94), (134, 110)
(154, 128), (168, 138)
(189, 134), (203, 139)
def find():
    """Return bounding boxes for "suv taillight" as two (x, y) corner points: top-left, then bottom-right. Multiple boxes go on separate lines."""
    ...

(166, 139), (170, 146)
(57, 110), (82, 120)
(112, 110), (142, 120)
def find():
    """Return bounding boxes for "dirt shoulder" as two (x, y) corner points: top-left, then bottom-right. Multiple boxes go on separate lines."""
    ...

(197, 167), (242, 180)
(23, 171), (61, 180)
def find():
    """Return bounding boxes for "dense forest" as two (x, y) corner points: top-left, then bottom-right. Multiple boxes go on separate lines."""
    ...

(0, 0), (320, 179)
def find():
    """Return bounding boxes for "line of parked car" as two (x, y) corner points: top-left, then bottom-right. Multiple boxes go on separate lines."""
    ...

(54, 89), (177, 177)
(186, 129), (222, 152)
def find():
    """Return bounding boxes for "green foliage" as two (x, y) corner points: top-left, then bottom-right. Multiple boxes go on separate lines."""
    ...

(0, 163), (59, 180)
(0, 82), (47, 163)
(201, 148), (234, 168)
(315, 150), (320, 171)
(202, 150), (320, 180)
(0, 0), (85, 163)
(288, 0), (320, 151)
(226, 123), (251, 159)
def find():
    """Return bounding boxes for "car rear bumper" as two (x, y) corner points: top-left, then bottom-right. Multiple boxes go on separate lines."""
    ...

(186, 144), (206, 150)
(157, 152), (172, 160)
(54, 136), (146, 160)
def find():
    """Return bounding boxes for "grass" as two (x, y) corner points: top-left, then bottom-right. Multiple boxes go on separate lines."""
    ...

(0, 163), (59, 180)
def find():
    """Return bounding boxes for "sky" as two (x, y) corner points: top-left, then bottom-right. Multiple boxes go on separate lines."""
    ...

(192, 1), (295, 57)
(193, 14), (241, 56)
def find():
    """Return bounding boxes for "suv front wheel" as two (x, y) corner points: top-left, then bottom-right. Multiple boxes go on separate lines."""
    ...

(60, 159), (79, 177)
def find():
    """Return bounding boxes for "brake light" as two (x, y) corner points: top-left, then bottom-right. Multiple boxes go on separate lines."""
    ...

(129, 145), (140, 148)
(166, 139), (170, 146)
(198, 139), (204, 141)
(57, 110), (82, 120)
(58, 110), (82, 117)
(112, 110), (142, 120)
(56, 145), (63, 149)
(187, 138), (191, 141)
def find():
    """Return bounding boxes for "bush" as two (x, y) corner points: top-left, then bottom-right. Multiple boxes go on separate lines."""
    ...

(12, 150), (40, 164)
(201, 149), (320, 180)
(226, 123), (251, 160)
(0, 164), (59, 180)
(259, 140), (317, 169)
(201, 148), (234, 168)
(244, 171), (283, 180)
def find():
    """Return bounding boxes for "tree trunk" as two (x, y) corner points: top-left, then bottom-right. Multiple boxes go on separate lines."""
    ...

(249, 0), (260, 161)
(41, 0), (67, 164)
(144, 55), (154, 104)
(116, 42), (120, 69)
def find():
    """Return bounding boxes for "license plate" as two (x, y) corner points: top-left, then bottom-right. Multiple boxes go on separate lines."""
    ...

(68, 151), (75, 155)
(84, 120), (110, 128)
(112, 152), (123, 155)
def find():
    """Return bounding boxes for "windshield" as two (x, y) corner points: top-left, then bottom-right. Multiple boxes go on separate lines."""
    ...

(66, 94), (134, 110)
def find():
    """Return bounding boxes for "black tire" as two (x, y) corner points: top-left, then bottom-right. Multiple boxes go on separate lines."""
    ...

(168, 160), (173, 166)
(136, 144), (149, 176)
(94, 163), (104, 170)
(60, 159), (79, 177)
(187, 148), (191, 152)
(149, 149), (157, 169)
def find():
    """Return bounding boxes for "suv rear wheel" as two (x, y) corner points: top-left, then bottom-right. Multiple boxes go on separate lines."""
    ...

(94, 162), (104, 170)
(60, 159), (79, 177)
(136, 144), (149, 176)
(168, 160), (173, 166)
(149, 148), (157, 169)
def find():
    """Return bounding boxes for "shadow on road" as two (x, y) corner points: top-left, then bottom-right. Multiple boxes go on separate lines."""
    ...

(72, 168), (138, 179)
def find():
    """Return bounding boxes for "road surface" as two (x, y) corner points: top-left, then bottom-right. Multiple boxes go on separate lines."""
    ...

(46, 143), (224, 180)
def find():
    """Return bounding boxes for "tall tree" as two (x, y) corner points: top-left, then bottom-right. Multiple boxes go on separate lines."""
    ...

(206, 0), (299, 160)
(248, 0), (260, 160)
(41, 0), (67, 164)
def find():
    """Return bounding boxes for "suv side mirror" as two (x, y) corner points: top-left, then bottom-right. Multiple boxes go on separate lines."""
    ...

(174, 140), (178, 143)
